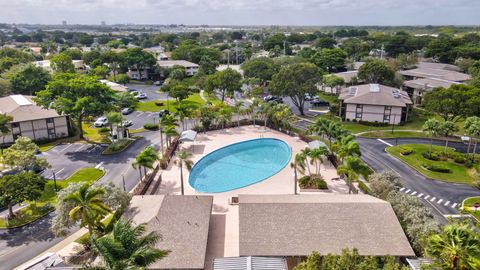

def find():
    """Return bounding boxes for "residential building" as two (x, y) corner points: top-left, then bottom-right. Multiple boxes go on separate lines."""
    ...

(127, 65), (151, 80)
(157, 60), (199, 76)
(239, 194), (415, 266)
(338, 84), (413, 124)
(398, 64), (470, 82)
(34, 60), (86, 73)
(403, 77), (462, 104)
(0, 95), (69, 144)
(124, 195), (213, 270)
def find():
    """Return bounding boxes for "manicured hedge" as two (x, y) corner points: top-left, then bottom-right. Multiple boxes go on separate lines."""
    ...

(423, 163), (451, 173)
(299, 175), (328, 189)
(143, 123), (159, 130)
(399, 147), (414, 155)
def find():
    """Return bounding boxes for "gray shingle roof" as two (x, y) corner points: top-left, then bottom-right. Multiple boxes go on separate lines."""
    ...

(125, 195), (213, 269)
(339, 84), (412, 107)
(398, 67), (470, 82)
(403, 77), (462, 90)
(239, 194), (415, 257)
(0, 95), (62, 122)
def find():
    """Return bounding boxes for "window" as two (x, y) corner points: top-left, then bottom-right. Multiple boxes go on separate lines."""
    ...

(46, 118), (54, 124)
(11, 122), (19, 128)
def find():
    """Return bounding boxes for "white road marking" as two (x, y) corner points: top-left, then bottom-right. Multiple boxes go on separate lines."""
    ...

(411, 191), (417, 196)
(74, 144), (87, 152)
(444, 201), (450, 206)
(424, 195), (430, 200)
(451, 203), (458, 208)
(417, 193), (423, 198)
(437, 199), (443, 204)
(377, 139), (393, 147)
(95, 162), (105, 169)
(137, 112), (145, 118)
(87, 145), (98, 152)
(58, 143), (73, 153)
(400, 187), (405, 191)
(405, 189), (411, 194)
(430, 197), (436, 202)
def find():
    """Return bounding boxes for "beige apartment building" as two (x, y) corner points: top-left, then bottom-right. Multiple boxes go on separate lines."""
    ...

(0, 95), (70, 144)
(339, 84), (413, 125)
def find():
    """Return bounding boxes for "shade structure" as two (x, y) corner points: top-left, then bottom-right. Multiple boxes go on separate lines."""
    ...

(308, 140), (328, 150)
(179, 129), (197, 142)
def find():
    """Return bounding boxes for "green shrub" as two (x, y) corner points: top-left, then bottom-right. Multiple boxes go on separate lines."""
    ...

(358, 181), (371, 194)
(422, 151), (441, 161)
(144, 80), (153, 85)
(422, 163), (451, 173)
(399, 147), (414, 155)
(299, 175), (328, 190)
(358, 120), (389, 127)
(454, 155), (467, 164)
(154, 101), (164, 106)
(103, 139), (132, 154)
(143, 123), (159, 130)
(472, 180), (480, 189)
(99, 127), (110, 133)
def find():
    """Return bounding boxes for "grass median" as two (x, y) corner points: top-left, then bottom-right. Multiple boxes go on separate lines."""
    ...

(386, 144), (476, 185)
(0, 168), (104, 228)
(463, 196), (480, 220)
(135, 93), (222, 112)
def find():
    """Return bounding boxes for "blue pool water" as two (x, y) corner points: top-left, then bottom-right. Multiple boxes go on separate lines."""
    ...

(189, 138), (291, 193)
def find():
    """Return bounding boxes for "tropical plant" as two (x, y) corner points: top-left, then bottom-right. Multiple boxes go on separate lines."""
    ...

(91, 219), (169, 270)
(438, 120), (458, 154)
(159, 114), (178, 152)
(233, 101), (244, 127)
(63, 183), (111, 235)
(426, 221), (480, 270)
(290, 152), (309, 195)
(0, 172), (46, 218)
(175, 101), (196, 131)
(332, 135), (361, 163)
(132, 146), (160, 180)
(308, 146), (329, 176)
(197, 104), (216, 133)
(164, 125), (179, 147)
(464, 116), (480, 161)
(3, 136), (50, 171)
(309, 118), (346, 149)
(175, 151), (194, 195)
(422, 118), (441, 159)
(216, 105), (233, 130)
(0, 113), (13, 161)
(106, 112), (124, 140)
(337, 156), (371, 194)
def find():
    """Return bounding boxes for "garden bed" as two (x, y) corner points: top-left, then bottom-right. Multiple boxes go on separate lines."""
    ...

(102, 138), (136, 155)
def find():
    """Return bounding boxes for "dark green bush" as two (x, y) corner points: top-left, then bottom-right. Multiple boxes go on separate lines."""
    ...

(99, 127), (110, 133)
(423, 163), (451, 173)
(299, 175), (328, 189)
(358, 181), (371, 195)
(358, 120), (389, 127)
(454, 155), (467, 164)
(143, 123), (159, 130)
(422, 151), (441, 161)
(154, 101), (164, 106)
(400, 147), (414, 155)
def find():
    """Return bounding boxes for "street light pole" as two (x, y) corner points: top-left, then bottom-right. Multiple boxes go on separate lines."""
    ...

(52, 169), (57, 192)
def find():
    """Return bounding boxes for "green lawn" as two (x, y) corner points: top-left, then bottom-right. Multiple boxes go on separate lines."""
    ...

(135, 93), (222, 112)
(386, 144), (475, 185)
(463, 196), (480, 220)
(82, 123), (111, 143)
(0, 168), (104, 228)
(360, 130), (430, 139)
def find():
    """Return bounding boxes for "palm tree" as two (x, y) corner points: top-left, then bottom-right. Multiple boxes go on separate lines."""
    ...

(337, 156), (371, 194)
(438, 120), (458, 154)
(309, 118), (345, 150)
(426, 222), (480, 270)
(175, 151), (194, 195)
(233, 100), (244, 127)
(333, 135), (361, 163)
(63, 183), (111, 235)
(159, 115), (178, 152)
(0, 114), (13, 163)
(308, 146), (329, 176)
(290, 153), (307, 195)
(465, 117), (480, 162)
(299, 148), (312, 175)
(175, 101), (195, 131)
(164, 125), (179, 147)
(216, 105), (233, 130)
(92, 219), (169, 270)
(132, 146), (159, 180)
(106, 112), (124, 140)
(423, 118), (441, 159)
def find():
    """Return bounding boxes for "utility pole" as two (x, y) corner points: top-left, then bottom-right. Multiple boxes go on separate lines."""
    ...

(227, 50), (230, 66)
(283, 40), (286, 56)
(52, 170), (57, 192)
(380, 44), (385, 59)
(122, 174), (126, 191)
(235, 41), (239, 65)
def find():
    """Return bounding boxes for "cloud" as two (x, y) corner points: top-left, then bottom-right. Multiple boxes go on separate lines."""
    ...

(0, 0), (478, 25)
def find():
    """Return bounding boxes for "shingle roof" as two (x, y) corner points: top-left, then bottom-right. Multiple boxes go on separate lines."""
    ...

(0, 95), (62, 122)
(338, 84), (412, 107)
(239, 194), (415, 257)
(416, 61), (462, 72)
(332, 70), (358, 83)
(403, 77), (462, 90)
(124, 195), (213, 270)
(398, 67), (470, 82)
(157, 60), (199, 68)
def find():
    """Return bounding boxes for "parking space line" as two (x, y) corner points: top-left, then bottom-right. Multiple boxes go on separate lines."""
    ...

(400, 187), (405, 191)
(74, 144), (87, 152)
(137, 112), (145, 117)
(430, 197), (436, 202)
(451, 203), (458, 208)
(58, 143), (73, 153)
(437, 199), (443, 204)
(444, 201), (450, 206)
(405, 189), (411, 194)
(377, 139), (393, 147)
(95, 162), (105, 169)
(411, 191), (417, 196)
(417, 193), (423, 198)
(424, 195), (430, 200)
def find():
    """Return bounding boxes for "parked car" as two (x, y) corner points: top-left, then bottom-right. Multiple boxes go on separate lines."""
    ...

(121, 107), (134, 115)
(94, 117), (108, 127)
(305, 93), (314, 101)
(135, 92), (148, 99)
(122, 120), (133, 127)
(310, 98), (329, 107)
(154, 81), (163, 86)
(128, 88), (137, 92)
(264, 95), (283, 103)
(158, 109), (170, 117)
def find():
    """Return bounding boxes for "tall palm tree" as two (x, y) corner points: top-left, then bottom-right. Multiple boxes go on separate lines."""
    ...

(333, 135), (361, 163)
(426, 222), (480, 270)
(216, 105), (233, 130)
(92, 219), (169, 270)
(175, 101), (195, 131)
(159, 115), (178, 153)
(106, 112), (124, 140)
(299, 148), (312, 175)
(132, 146), (159, 180)
(233, 100), (244, 127)
(164, 125), (179, 147)
(337, 156), (371, 194)
(248, 99), (261, 126)
(308, 146), (329, 176)
(290, 153), (307, 195)
(438, 121), (458, 154)
(63, 183), (111, 235)
(309, 118), (345, 150)
(175, 151), (194, 195)
(423, 118), (441, 159)
(465, 117), (480, 162)
(0, 114), (13, 163)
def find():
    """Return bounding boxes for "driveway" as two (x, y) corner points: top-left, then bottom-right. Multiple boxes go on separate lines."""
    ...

(357, 137), (480, 218)
(126, 83), (167, 101)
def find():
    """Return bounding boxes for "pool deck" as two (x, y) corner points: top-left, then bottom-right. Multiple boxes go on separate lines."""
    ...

(155, 125), (346, 269)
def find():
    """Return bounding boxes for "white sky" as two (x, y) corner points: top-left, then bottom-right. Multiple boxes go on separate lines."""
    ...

(0, 0), (478, 25)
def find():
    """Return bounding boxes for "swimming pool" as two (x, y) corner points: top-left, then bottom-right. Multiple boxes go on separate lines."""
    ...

(189, 138), (291, 193)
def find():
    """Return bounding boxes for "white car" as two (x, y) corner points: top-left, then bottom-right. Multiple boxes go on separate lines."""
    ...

(135, 92), (148, 99)
(94, 117), (108, 127)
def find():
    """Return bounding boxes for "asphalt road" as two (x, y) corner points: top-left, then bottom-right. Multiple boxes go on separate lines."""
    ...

(357, 137), (480, 219)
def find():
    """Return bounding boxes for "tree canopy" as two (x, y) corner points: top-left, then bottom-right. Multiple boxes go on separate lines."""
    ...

(204, 67), (242, 101)
(0, 172), (46, 218)
(357, 59), (395, 85)
(3, 63), (51, 95)
(241, 57), (278, 85)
